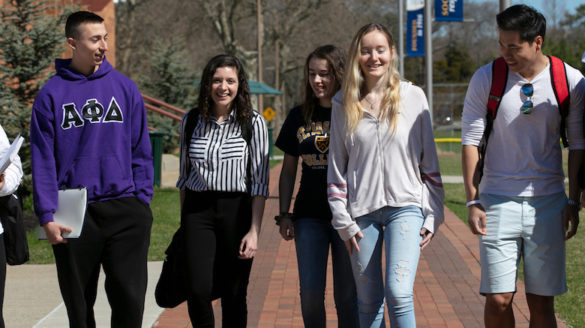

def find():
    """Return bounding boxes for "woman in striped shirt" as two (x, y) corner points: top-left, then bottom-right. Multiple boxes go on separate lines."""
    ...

(176, 54), (270, 327)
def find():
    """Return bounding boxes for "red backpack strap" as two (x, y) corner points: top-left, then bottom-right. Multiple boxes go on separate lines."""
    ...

(487, 57), (508, 120)
(549, 55), (570, 147)
(478, 57), (508, 182)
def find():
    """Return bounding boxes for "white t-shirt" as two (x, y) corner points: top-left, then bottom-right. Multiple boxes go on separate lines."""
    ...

(462, 60), (585, 197)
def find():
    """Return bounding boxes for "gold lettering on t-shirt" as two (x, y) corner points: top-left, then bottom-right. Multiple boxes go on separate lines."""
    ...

(301, 153), (328, 167)
(296, 120), (330, 143)
(296, 128), (305, 143)
(313, 122), (322, 135)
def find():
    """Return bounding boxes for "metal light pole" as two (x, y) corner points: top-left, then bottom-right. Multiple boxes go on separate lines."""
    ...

(257, 0), (263, 112)
(398, 0), (405, 76)
(425, 0), (433, 122)
(499, 0), (511, 12)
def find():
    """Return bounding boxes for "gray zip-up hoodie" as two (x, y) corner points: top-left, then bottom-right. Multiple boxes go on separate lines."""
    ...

(327, 81), (444, 241)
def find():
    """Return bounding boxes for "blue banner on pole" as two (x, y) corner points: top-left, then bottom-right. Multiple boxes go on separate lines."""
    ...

(435, 0), (463, 22)
(406, 8), (424, 57)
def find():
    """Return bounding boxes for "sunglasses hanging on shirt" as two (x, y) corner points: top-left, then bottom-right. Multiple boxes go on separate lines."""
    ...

(521, 83), (534, 115)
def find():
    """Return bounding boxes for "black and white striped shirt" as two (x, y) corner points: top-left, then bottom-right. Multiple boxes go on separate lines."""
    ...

(177, 110), (270, 197)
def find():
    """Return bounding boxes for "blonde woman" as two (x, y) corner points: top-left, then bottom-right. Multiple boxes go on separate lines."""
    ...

(327, 23), (444, 327)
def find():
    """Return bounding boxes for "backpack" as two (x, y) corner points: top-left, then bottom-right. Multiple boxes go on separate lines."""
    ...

(0, 191), (29, 265)
(477, 55), (570, 181)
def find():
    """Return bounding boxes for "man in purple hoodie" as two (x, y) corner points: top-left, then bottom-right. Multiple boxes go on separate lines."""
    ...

(30, 11), (153, 327)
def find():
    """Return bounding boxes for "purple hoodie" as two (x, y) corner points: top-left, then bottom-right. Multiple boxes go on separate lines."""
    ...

(31, 57), (154, 226)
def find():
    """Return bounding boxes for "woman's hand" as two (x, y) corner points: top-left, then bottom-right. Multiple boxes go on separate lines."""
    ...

(239, 230), (258, 259)
(279, 217), (294, 241)
(344, 231), (363, 255)
(419, 228), (434, 250)
(240, 196), (265, 259)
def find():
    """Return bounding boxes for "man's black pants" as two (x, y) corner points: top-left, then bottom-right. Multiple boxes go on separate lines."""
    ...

(52, 196), (153, 328)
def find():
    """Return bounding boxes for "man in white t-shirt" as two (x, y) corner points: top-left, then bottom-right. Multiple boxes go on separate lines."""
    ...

(461, 4), (584, 328)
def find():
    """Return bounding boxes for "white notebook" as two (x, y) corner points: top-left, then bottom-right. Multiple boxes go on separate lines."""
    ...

(38, 188), (88, 239)
(0, 135), (23, 175)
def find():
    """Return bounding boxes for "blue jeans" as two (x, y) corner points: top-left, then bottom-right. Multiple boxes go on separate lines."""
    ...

(350, 206), (424, 328)
(294, 217), (359, 328)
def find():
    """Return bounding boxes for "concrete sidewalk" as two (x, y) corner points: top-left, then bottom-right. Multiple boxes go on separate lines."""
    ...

(5, 262), (165, 327)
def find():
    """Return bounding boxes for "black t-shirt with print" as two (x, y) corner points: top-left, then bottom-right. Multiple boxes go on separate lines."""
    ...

(275, 104), (332, 220)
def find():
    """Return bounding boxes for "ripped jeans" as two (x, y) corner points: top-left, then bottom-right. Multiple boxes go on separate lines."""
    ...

(350, 206), (423, 328)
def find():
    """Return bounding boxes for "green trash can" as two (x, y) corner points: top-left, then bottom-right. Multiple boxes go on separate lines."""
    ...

(267, 127), (274, 159)
(149, 131), (166, 187)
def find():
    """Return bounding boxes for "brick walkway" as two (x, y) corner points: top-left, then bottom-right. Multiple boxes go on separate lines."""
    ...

(152, 163), (568, 327)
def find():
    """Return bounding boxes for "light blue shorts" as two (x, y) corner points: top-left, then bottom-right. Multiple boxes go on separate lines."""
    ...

(478, 192), (567, 296)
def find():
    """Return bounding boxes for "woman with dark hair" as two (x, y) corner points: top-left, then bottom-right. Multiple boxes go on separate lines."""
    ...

(176, 54), (269, 327)
(275, 45), (358, 327)
(327, 24), (444, 327)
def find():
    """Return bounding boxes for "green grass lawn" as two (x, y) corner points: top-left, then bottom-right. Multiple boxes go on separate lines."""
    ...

(443, 183), (467, 220)
(557, 231), (585, 327)
(26, 229), (54, 264)
(438, 152), (462, 176)
(146, 188), (181, 261)
(434, 127), (462, 154)
(433, 128), (462, 175)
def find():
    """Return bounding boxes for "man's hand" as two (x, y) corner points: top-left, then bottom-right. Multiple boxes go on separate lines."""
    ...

(0, 174), (5, 190)
(562, 204), (579, 241)
(467, 204), (487, 235)
(278, 217), (294, 241)
(42, 222), (73, 245)
(344, 231), (363, 255)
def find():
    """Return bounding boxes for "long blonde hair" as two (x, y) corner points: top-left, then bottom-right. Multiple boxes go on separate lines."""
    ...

(342, 23), (401, 133)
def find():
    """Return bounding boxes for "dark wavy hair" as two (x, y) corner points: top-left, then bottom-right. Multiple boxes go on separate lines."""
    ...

(302, 45), (346, 127)
(197, 54), (252, 126)
(497, 4), (546, 45)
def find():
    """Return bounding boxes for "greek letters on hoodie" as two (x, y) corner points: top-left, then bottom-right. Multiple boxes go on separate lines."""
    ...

(31, 58), (154, 225)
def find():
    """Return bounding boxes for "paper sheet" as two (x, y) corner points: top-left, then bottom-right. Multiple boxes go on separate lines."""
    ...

(0, 135), (23, 175)
(38, 188), (87, 239)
